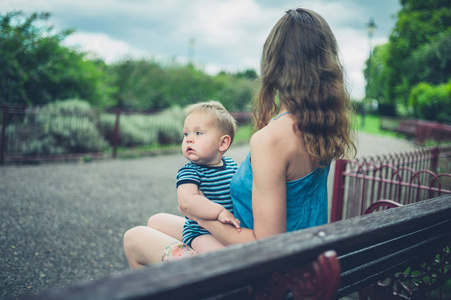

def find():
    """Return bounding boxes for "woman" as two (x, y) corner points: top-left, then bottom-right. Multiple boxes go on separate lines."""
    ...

(124, 7), (356, 267)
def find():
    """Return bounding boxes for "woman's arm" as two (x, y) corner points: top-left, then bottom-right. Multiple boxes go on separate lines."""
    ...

(194, 130), (288, 245)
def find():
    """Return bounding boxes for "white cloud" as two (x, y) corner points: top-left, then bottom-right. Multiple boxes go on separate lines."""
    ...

(2, 0), (399, 100)
(337, 29), (388, 99)
(301, 0), (362, 25)
(335, 29), (369, 100)
(64, 32), (150, 63)
(191, 0), (264, 45)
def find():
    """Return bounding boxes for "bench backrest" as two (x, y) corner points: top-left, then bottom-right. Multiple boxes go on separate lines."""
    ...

(29, 194), (451, 300)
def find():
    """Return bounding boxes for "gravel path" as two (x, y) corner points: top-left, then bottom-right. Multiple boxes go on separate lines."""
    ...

(0, 133), (416, 299)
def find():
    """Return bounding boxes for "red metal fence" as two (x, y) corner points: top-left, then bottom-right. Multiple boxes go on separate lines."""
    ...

(331, 145), (451, 222)
(383, 118), (451, 145)
(0, 105), (251, 164)
(1, 106), (111, 163)
(0, 105), (181, 164)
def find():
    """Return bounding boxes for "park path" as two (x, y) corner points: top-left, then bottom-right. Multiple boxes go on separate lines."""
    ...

(0, 132), (416, 300)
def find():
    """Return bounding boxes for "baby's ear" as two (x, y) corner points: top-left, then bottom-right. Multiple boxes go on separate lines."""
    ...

(219, 135), (232, 152)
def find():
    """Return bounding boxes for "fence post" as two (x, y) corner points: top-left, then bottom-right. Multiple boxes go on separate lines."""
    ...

(112, 109), (121, 159)
(0, 105), (6, 165)
(431, 146), (439, 173)
(331, 159), (348, 222)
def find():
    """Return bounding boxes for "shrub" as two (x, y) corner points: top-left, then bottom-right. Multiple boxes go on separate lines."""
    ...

(43, 99), (93, 113)
(5, 100), (186, 158)
(98, 106), (184, 147)
(154, 106), (184, 145)
(409, 81), (451, 122)
(377, 103), (396, 117)
(5, 99), (109, 156)
(350, 100), (364, 114)
(113, 114), (159, 147)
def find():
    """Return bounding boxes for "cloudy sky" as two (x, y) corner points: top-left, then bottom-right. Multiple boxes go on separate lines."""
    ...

(3, 0), (401, 100)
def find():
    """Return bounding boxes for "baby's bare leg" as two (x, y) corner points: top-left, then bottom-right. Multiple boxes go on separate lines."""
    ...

(191, 234), (226, 254)
(124, 226), (181, 268)
(147, 213), (185, 241)
(124, 213), (187, 268)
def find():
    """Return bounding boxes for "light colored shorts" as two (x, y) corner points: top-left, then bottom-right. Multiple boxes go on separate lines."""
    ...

(161, 241), (197, 262)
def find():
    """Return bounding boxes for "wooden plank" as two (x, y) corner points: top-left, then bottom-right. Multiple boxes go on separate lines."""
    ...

(28, 195), (451, 300)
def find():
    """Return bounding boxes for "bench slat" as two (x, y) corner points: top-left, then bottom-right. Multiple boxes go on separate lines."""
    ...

(29, 195), (451, 300)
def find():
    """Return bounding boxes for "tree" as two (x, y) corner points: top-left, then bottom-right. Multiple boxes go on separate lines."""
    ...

(408, 32), (451, 85)
(409, 80), (451, 122)
(235, 69), (258, 80)
(110, 59), (172, 110)
(386, 0), (451, 106)
(110, 58), (256, 111)
(364, 43), (390, 104)
(0, 11), (115, 107)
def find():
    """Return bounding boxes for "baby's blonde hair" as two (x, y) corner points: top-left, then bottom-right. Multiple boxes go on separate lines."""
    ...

(185, 100), (237, 145)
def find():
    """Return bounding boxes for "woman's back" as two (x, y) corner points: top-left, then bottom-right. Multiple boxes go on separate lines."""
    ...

(254, 111), (315, 182)
(231, 109), (329, 232)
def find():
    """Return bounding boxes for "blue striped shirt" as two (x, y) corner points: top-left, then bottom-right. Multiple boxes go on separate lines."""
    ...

(176, 156), (238, 246)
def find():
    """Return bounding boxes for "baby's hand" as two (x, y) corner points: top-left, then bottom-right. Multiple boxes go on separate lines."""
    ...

(218, 209), (241, 232)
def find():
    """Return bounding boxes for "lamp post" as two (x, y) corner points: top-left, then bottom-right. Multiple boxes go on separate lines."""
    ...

(366, 18), (376, 100)
(363, 18), (376, 128)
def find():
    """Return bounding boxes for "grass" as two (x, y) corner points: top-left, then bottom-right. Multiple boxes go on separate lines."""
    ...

(354, 114), (399, 137)
(233, 124), (253, 145)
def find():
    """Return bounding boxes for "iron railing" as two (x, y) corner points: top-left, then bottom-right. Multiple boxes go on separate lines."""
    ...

(331, 145), (451, 222)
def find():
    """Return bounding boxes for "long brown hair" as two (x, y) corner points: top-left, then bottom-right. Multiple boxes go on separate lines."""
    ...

(252, 8), (356, 166)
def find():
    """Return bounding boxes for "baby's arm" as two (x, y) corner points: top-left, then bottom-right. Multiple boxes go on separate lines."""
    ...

(177, 183), (240, 230)
(177, 183), (223, 219)
(217, 209), (241, 232)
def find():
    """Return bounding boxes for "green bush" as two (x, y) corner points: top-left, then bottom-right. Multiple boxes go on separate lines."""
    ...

(5, 100), (186, 157)
(98, 106), (184, 147)
(409, 80), (451, 122)
(43, 99), (94, 113)
(152, 107), (185, 145)
(5, 99), (109, 156)
(350, 100), (364, 114)
(114, 114), (159, 147)
(377, 103), (396, 117)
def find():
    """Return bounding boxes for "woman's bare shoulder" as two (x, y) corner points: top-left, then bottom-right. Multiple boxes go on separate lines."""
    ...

(250, 124), (283, 150)
(253, 118), (300, 145)
(250, 127), (269, 145)
(250, 120), (313, 180)
(250, 122), (298, 158)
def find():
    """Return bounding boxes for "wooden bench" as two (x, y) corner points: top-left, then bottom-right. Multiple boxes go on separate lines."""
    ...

(29, 195), (451, 300)
(392, 119), (451, 145)
(394, 119), (416, 139)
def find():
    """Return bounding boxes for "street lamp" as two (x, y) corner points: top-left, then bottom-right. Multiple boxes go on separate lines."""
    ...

(366, 18), (376, 99)
(367, 18), (376, 53)
(362, 18), (376, 128)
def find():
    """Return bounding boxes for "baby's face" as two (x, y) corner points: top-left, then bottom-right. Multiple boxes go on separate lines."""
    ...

(182, 111), (224, 166)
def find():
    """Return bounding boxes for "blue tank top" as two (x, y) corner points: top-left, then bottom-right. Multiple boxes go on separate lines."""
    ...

(230, 152), (329, 231)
